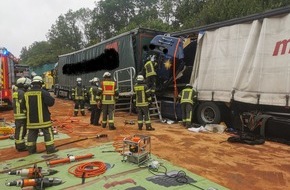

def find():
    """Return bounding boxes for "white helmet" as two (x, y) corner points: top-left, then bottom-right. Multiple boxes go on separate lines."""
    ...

(92, 77), (99, 83)
(32, 76), (43, 83)
(76, 77), (82, 82)
(16, 77), (27, 85)
(31, 71), (37, 77)
(103, 72), (111, 78)
(136, 75), (144, 81)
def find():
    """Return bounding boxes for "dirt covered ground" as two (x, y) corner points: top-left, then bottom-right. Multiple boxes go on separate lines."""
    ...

(1, 95), (290, 190)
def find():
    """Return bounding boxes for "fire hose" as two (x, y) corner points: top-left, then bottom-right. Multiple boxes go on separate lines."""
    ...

(68, 161), (107, 178)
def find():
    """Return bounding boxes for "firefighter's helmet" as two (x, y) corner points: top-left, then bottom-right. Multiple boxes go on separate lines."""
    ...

(31, 71), (37, 77)
(76, 77), (82, 82)
(16, 77), (27, 85)
(186, 84), (192, 88)
(136, 75), (144, 82)
(89, 77), (99, 83)
(32, 76), (43, 84)
(103, 72), (111, 78)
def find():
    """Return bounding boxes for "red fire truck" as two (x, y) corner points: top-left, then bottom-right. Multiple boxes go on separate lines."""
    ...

(0, 47), (29, 109)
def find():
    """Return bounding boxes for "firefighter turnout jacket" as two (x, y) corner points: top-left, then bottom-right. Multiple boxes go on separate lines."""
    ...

(72, 86), (87, 100)
(133, 82), (152, 106)
(13, 88), (26, 120)
(180, 87), (197, 105)
(23, 86), (55, 129)
(144, 60), (157, 78)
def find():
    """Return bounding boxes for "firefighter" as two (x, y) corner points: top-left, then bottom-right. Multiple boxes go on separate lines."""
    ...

(12, 77), (31, 151)
(133, 75), (155, 131)
(23, 76), (58, 154)
(143, 55), (157, 94)
(178, 84), (197, 128)
(72, 78), (87, 116)
(98, 72), (119, 130)
(89, 77), (101, 126)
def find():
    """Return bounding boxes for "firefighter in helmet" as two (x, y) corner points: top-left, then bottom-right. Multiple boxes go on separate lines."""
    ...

(98, 72), (119, 130)
(178, 84), (197, 128)
(143, 55), (157, 94)
(72, 77), (87, 116)
(89, 77), (101, 126)
(133, 75), (155, 131)
(12, 77), (31, 151)
(23, 76), (58, 154)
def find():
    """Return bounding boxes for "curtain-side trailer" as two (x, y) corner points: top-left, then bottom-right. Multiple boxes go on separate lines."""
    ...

(149, 6), (290, 140)
(54, 28), (164, 99)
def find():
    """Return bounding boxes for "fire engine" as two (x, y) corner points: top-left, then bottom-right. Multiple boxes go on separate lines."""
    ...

(0, 47), (29, 109)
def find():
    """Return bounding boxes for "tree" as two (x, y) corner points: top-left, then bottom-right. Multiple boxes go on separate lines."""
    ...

(47, 8), (92, 54)
(20, 41), (57, 67)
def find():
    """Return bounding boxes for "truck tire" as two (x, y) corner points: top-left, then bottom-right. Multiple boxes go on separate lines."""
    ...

(197, 102), (221, 125)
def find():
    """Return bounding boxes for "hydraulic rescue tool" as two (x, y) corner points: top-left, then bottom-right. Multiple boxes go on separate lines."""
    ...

(5, 177), (62, 189)
(47, 153), (94, 166)
(8, 164), (58, 178)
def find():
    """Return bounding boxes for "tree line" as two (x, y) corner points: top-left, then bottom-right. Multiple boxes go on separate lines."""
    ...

(20, 0), (290, 67)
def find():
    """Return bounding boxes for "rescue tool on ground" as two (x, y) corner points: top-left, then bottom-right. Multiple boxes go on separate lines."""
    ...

(8, 164), (58, 178)
(47, 153), (94, 166)
(5, 177), (62, 189)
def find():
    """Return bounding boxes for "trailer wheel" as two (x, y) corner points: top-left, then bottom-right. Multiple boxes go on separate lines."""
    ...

(197, 102), (221, 125)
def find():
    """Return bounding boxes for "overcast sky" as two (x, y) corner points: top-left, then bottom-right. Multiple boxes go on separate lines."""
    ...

(1, 0), (97, 57)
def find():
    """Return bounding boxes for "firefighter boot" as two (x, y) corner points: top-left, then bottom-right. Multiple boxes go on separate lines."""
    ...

(27, 145), (37, 155)
(138, 124), (143, 130)
(46, 145), (59, 154)
(81, 111), (85, 116)
(15, 143), (27, 152)
(145, 124), (155, 131)
(109, 124), (116, 130)
(74, 111), (78, 116)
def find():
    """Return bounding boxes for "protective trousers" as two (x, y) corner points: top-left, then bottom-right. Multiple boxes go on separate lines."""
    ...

(14, 119), (27, 151)
(146, 76), (156, 93)
(90, 105), (101, 125)
(74, 100), (85, 116)
(26, 127), (56, 154)
(181, 103), (193, 128)
(137, 106), (152, 130)
(101, 104), (115, 129)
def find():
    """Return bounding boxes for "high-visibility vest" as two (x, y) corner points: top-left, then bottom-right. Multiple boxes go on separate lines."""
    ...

(101, 80), (118, 104)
